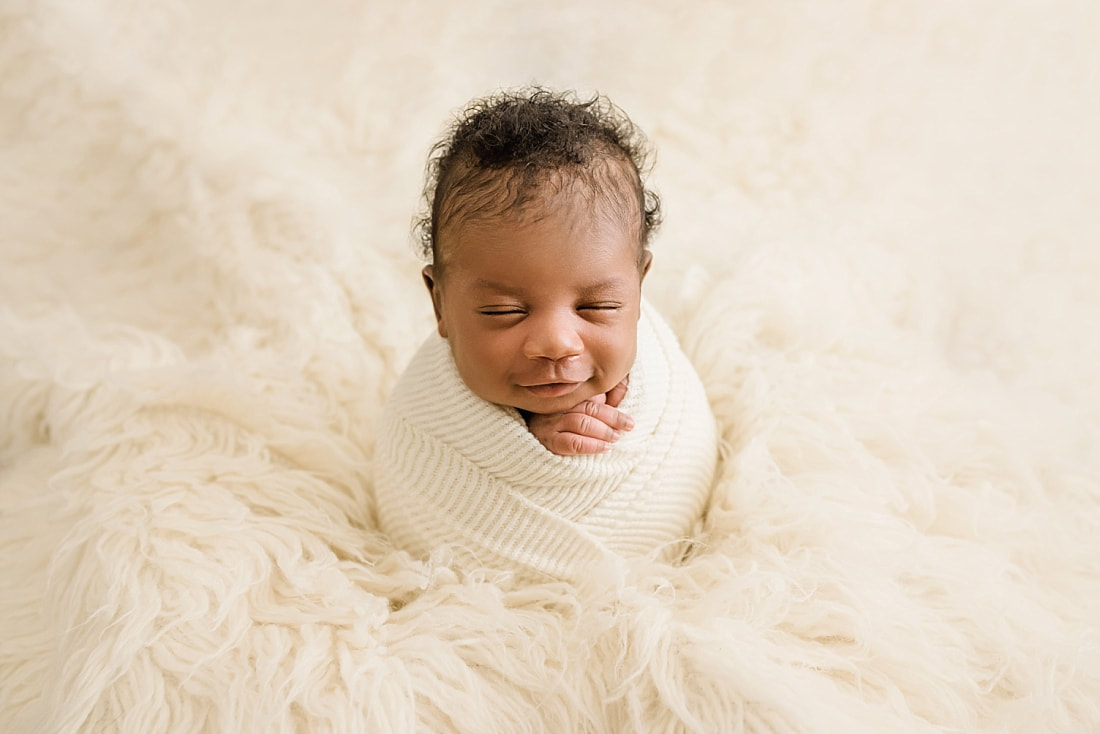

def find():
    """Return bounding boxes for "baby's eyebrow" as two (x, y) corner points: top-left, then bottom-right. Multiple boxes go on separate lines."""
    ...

(578, 278), (628, 298)
(471, 277), (628, 297)
(472, 278), (524, 295)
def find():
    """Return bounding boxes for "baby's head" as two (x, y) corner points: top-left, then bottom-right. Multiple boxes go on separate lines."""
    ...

(416, 88), (661, 415)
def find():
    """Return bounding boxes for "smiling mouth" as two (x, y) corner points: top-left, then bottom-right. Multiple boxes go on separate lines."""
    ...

(522, 382), (581, 399)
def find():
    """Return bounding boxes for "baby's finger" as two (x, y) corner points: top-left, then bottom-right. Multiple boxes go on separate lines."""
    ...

(558, 406), (626, 441)
(605, 376), (629, 408)
(549, 431), (614, 456)
(586, 391), (607, 406)
(556, 413), (620, 444)
(576, 399), (634, 433)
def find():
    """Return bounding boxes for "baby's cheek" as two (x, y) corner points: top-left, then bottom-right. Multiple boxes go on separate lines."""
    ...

(610, 329), (639, 375)
(595, 345), (636, 395)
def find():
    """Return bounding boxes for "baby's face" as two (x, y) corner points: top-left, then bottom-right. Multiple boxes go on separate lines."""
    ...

(424, 191), (650, 415)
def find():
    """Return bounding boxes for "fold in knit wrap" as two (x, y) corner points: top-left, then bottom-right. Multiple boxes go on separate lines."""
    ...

(374, 300), (718, 583)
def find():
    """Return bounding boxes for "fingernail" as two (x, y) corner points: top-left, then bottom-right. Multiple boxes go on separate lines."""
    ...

(611, 430), (621, 441)
(623, 417), (634, 430)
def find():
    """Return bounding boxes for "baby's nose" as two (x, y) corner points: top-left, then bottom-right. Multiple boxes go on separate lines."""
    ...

(523, 318), (583, 362)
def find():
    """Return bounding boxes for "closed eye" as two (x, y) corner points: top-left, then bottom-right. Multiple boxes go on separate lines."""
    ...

(578, 303), (622, 311)
(479, 307), (526, 316)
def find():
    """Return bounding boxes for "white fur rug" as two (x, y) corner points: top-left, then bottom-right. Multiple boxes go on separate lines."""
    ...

(2, 1), (1099, 732)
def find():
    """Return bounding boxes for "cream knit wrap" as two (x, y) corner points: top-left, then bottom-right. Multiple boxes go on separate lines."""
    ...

(374, 300), (717, 583)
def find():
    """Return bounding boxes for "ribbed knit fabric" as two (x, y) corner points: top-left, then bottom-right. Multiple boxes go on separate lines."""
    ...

(374, 300), (718, 583)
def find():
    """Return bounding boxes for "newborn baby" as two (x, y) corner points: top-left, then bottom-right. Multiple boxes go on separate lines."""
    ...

(374, 88), (717, 583)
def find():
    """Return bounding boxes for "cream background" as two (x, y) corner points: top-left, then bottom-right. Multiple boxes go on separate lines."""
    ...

(2, 1), (1099, 732)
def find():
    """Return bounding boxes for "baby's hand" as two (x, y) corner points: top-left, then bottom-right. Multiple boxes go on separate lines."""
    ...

(525, 377), (634, 456)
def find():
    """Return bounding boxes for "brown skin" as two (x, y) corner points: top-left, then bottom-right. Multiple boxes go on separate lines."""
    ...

(423, 188), (651, 456)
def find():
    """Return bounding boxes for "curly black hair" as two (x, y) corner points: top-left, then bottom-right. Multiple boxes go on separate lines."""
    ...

(415, 87), (662, 268)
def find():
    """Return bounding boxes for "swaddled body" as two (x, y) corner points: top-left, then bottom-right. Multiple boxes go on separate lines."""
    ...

(375, 299), (716, 582)
(373, 88), (718, 582)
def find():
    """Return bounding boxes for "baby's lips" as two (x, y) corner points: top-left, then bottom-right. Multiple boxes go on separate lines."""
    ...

(521, 375), (587, 387)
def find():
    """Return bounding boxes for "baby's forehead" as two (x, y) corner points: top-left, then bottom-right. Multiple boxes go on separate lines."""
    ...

(437, 201), (645, 289)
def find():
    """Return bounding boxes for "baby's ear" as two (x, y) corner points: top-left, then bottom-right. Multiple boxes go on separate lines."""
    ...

(640, 249), (653, 280)
(422, 265), (447, 338)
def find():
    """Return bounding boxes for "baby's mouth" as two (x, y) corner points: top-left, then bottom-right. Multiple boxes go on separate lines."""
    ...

(522, 382), (581, 399)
